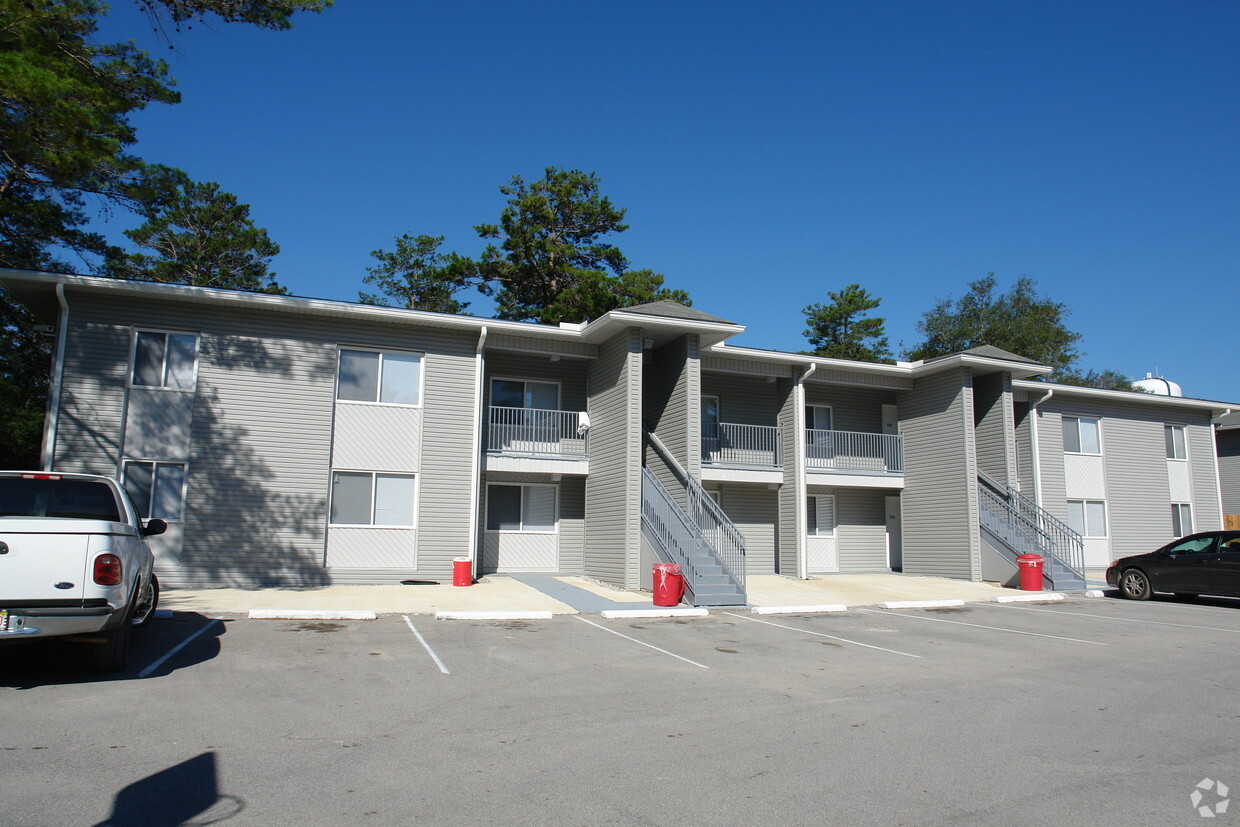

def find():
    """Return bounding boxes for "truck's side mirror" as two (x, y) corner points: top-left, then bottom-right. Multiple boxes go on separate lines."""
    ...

(143, 518), (168, 537)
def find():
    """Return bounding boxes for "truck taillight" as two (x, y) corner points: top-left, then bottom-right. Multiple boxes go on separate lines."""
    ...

(94, 554), (122, 586)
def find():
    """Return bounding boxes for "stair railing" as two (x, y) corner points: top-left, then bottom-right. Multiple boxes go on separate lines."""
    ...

(976, 472), (1085, 582)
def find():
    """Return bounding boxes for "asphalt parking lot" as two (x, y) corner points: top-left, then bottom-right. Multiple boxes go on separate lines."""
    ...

(4, 595), (1239, 826)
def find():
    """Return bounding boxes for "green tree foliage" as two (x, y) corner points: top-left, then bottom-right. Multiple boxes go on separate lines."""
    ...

(0, 0), (321, 468)
(109, 170), (286, 293)
(1055, 369), (1135, 392)
(361, 234), (472, 314)
(801, 284), (892, 362)
(906, 274), (1082, 375)
(473, 167), (690, 324)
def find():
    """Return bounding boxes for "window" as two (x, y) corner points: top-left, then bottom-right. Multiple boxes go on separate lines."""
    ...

(492, 379), (558, 410)
(1171, 503), (1193, 537)
(806, 405), (833, 431)
(1167, 534), (1212, 554)
(1066, 499), (1107, 538)
(1062, 416), (1101, 454)
(1165, 425), (1187, 460)
(337, 349), (422, 405)
(486, 485), (556, 532)
(330, 472), (415, 527)
(123, 460), (186, 521)
(132, 331), (198, 389)
(807, 495), (835, 537)
(701, 395), (720, 440)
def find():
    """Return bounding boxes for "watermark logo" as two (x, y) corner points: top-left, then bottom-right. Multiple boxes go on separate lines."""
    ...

(1191, 778), (1230, 818)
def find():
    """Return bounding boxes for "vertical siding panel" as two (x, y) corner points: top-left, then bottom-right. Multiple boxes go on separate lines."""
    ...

(776, 377), (801, 575)
(972, 373), (1013, 485)
(558, 476), (586, 573)
(585, 329), (642, 587)
(1218, 430), (1240, 516)
(1189, 424), (1222, 531)
(718, 485), (777, 574)
(835, 489), (888, 572)
(898, 367), (979, 580)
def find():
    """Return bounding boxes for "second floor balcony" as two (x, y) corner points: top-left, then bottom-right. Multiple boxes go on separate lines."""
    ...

(702, 423), (782, 468)
(487, 406), (588, 459)
(806, 428), (903, 475)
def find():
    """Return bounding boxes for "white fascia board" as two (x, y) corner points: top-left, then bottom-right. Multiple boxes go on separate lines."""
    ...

(706, 343), (913, 381)
(1011, 379), (1238, 413)
(0, 268), (585, 344)
(908, 354), (1052, 380)
(580, 311), (745, 347)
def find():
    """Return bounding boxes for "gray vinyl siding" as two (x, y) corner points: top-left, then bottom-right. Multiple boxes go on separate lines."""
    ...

(55, 292), (481, 587)
(897, 368), (979, 580)
(483, 352), (588, 411)
(53, 301), (130, 473)
(643, 334), (700, 483)
(558, 476), (586, 573)
(1219, 430), (1240, 515)
(701, 373), (781, 427)
(715, 485), (777, 574)
(835, 489), (888, 572)
(803, 385), (898, 432)
(1036, 397), (1220, 560)
(585, 328), (642, 587)
(972, 372), (1014, 486)
(1013, 400), (1035, 496)
(776, 377), (800, 575)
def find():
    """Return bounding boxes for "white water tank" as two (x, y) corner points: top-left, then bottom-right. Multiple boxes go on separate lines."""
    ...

(1133, 372), (1183, 397)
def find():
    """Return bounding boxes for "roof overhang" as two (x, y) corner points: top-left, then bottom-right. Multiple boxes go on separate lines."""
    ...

(1012, 378), (1238, 417)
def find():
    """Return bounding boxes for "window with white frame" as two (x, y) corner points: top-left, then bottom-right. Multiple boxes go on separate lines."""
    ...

(1062, 416), (1101, 454)
(330, 472), (416, 527)
(1171, 503), (1193, 537)
(337, 349), (422, 405)
(486, 485), (556, 532)
(491, 379), (558, 410)
(807, 495), (835, 537)
(806, 405), (833, 431)
(122, 460), (187, 521)
(131, 331), (198, 390)
(1164, 425), (1187, 460)
(1066, 499), (1107, 537)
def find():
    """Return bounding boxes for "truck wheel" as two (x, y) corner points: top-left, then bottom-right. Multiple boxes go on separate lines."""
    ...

(134, 574), (160, 628)
(91, 617), (132, 672)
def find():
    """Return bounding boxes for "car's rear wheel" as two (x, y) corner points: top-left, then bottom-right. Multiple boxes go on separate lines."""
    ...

(1118, 568), (1152, 600)
(133, 574), (159, 628)
(91, 617), (131, 672)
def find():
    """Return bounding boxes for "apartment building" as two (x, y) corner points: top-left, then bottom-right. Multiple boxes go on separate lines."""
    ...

(3, 269), (1232, 602)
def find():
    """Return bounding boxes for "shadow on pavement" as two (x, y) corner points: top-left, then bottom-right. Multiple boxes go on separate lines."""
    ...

(93, 751), (244, 827)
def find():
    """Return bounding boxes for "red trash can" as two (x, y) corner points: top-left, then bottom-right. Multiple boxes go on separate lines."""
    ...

(1017, 553), (1044, 591)
(452, 557), (473, 587)
(652, 563), (685, 607)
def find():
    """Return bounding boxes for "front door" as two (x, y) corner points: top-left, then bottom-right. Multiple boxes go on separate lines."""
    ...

(886, 495), (902, 571)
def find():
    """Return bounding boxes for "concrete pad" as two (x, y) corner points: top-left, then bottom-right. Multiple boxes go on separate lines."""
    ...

(159, 576), (577, 616)
(745, 573), (1011, 609)
(555, 576), (651, 603)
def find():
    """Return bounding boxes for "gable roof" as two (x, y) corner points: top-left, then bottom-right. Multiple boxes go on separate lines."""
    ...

(926, 345), (1043, 366)
(610, 300), (734, 325)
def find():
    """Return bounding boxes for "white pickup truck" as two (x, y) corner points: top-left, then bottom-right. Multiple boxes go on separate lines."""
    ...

(0, 472), (163, 671)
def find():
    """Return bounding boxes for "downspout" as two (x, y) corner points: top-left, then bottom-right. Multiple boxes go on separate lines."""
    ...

(40, 284), (69, 472)
(796, 363), (816, 580)
(465, 326), (488, 579)
(1027, 387), (1054, 509)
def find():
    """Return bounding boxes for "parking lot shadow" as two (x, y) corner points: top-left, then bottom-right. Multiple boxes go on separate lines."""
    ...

(0, 613), (226, 689)
(93, 751), (244, 827)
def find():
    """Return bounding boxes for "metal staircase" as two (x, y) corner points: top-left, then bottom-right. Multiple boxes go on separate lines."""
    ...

(977, 471), (1086, 591)
(641, 434), (746, 606)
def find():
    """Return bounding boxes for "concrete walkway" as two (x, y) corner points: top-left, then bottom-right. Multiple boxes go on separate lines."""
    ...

(160, 572), (1030, 617)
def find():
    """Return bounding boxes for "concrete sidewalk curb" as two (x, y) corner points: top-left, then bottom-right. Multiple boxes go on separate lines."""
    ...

(879, 599), (966, 609)
(435, 610), (556, 620)
(600, 608), (709, 619)
(991, 593), (1065, 603)
(751, 604), (847, 615)
(1084, 589), (1106, 598)
(249, 609), (377, 620)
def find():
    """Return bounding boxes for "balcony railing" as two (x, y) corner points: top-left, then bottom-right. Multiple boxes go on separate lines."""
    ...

(487, 406), (588, 458)
(701, 423), (782, 468)
(805, 429), (903, 475)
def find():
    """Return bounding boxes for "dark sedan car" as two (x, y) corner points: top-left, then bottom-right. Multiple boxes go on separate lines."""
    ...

(1107, 531), (1240, 600)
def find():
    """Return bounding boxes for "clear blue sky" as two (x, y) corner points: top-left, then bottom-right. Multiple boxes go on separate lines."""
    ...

(94, 0), (1239, 402)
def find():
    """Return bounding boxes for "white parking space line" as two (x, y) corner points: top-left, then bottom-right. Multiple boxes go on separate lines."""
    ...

(403, 615), (451, 675)
(989, 603), (1240, 634)
(723, 612), (923, 659)
(137, 618), (221, 678)
(574, 616), (710, 669)
(856, 608), (1107, 646)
